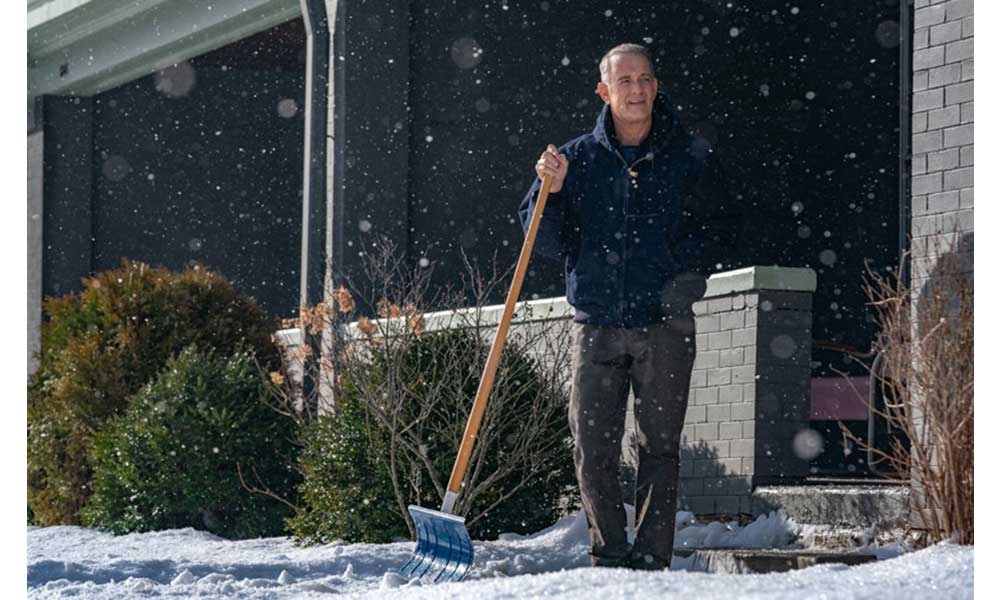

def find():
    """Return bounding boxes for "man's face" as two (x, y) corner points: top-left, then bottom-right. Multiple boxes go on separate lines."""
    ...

(596, 53), (658, 126)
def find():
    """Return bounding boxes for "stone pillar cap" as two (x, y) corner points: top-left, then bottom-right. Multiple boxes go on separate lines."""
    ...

(704, 266), (817, 298)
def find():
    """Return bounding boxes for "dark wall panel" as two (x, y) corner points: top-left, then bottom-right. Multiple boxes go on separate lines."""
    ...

(90, 19), (306, 317)
(336, 1), (412, 293)
(42, 96), (94, 298)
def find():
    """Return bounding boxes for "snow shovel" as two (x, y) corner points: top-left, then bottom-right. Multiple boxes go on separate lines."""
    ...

(399, 174), (556, 583)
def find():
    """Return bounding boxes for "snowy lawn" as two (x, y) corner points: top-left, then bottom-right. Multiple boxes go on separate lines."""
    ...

(28, 510), (972, 599)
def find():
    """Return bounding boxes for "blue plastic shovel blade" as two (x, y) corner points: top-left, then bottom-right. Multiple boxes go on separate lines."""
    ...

(399, 505), (474, 583)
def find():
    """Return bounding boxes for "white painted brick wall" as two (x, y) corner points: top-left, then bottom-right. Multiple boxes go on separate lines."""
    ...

(911, 0), (973, 235)
(910, 0), (973, 532)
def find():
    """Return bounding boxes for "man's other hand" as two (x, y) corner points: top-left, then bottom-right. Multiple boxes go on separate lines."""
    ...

(535, 144), (569, 193)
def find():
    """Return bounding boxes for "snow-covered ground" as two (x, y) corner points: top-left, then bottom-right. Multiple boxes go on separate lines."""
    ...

(28, 510), (973, 599)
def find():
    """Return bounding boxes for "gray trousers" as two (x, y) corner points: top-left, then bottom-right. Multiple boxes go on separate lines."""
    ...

(568, 318), (695, 567)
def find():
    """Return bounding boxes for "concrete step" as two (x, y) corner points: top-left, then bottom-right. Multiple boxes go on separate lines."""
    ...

(751, 483), (909, 530)
(675, 547), (878, 574)
(744, 482), (911, 552)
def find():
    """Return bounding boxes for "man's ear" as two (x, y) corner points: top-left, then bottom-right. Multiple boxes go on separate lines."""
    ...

(596, 82), (610, 104)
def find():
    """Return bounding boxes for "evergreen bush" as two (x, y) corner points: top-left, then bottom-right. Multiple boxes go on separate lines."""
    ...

(28, 260), (279, 525)
(287, 386), (406, 544)
(82, 346), (299, 539)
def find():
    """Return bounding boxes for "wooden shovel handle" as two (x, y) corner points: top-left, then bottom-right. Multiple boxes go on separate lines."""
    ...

(445, 175), (555, 497)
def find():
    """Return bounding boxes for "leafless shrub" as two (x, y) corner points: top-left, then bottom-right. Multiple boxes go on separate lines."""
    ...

(267, 237), (577, 538)
(841, 235), (973, 544)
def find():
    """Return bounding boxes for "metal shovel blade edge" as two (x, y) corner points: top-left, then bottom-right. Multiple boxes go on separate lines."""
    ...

(399, 504), (474, 583)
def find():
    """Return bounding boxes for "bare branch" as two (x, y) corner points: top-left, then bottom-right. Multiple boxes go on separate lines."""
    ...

(237, 463), (300, 512)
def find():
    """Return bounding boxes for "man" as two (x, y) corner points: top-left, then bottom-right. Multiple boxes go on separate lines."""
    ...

(518, 43), (739, 570)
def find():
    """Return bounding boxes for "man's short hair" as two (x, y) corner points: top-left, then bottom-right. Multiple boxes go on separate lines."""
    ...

(599, 43), (655, 82)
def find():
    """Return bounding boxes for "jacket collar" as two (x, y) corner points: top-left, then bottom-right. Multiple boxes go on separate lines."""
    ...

(592, 92), (677, 155)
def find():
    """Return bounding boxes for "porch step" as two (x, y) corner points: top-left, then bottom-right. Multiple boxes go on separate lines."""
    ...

(751, 483), (909, 529)
(675, 547), (877, 574)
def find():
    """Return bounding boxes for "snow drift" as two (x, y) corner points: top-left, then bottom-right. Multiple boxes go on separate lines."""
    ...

(28, 509), (973, 599)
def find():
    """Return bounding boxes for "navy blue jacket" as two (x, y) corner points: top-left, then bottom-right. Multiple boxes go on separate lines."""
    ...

(519, 94), (740, 327)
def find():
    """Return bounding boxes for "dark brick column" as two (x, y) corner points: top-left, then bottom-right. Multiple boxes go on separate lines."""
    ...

(679, 266), (816, 516)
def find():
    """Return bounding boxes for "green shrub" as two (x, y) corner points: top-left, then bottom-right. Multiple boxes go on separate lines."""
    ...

(289, 328), (576, 544)
(28, 260), (279, 526)
(287, 388), (407, 544)
(82, 346), (299, 539)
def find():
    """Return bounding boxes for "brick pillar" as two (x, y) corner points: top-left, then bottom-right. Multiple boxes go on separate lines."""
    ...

(679, 266), (816, 516)
(910, 0), (973, 533)
(911, 0), (973, 279)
